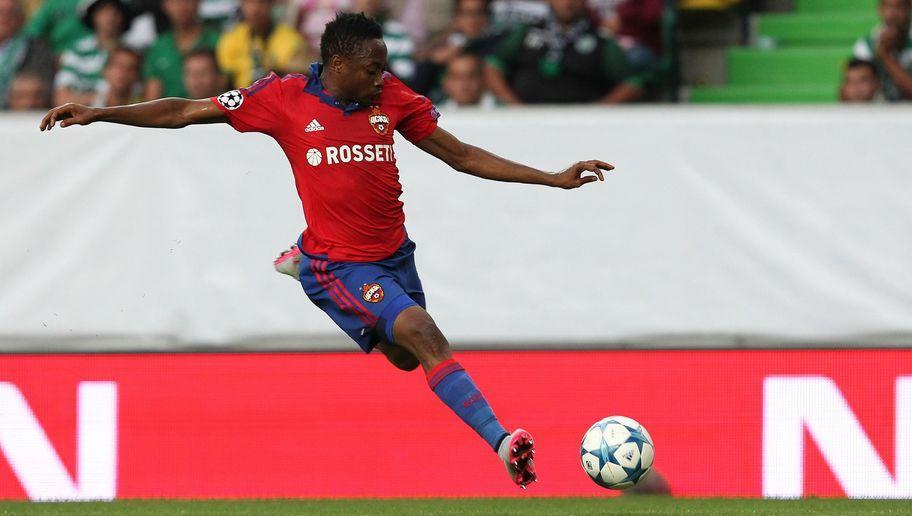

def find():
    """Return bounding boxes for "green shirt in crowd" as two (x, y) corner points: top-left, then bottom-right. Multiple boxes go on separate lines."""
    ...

(55, 35), (108, 94)
(144, 28), (221, 98)
(24, 0), (91, 53)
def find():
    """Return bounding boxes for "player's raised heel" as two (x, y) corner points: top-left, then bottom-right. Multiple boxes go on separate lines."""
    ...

(500, 428), (537, 489)
(273, 245), (302, 279)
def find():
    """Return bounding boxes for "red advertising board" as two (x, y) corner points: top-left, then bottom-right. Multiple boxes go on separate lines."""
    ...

(0, 350), (910, 500)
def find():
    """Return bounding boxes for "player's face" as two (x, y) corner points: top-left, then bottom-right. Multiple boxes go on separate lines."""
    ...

(338, 38), (388, 106)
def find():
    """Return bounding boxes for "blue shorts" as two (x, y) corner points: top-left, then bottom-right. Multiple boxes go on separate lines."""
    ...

(297, 237), (426, 353)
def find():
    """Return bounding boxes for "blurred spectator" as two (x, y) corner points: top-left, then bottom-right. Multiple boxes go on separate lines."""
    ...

(422, 0), (495, 65)
(590, 0), (663, 69)
(440, 52), (496, 108)
(352, 0), (416, 83)
(183, 48), (224, 97)
(853, 0), (912, 101)
(0, 0), (23, 49)
(7, 72), (50, 109)
(840, 58), (883, 102)
(119, 0), (164, 52)
(286, 0), (351, 51)
(217, 0), (309, 88)
(144, 0), (220, 99)
(94, 45), (142, 106)
(1, 0), (54, 108)
(412, 0), (497, 96)
(489, 0), (549, 27)
(388, 0), (442, 46)
(24, 0), (91, 53)
(485, 0), (640, 104)
(54, 0), (134, 105)
(200, 0), (241, 30)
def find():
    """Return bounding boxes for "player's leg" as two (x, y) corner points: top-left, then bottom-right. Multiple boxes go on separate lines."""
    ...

(375, 341), (419, 371)
(292, 239), (535, 487)
(390, 306), (537, 488)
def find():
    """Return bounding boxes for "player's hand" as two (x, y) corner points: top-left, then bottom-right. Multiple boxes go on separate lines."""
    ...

(39, 103), (97, 131)
(550, 160), (614, 189)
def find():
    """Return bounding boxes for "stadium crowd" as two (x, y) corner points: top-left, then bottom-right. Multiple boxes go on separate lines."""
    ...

(841, 0), (912, 103)
(3, 0), (909, 110)
(0, 0), (670, 110)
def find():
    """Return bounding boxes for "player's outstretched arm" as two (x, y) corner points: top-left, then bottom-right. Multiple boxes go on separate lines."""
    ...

(415, 127), (612, 189)
(39, 98), (227, 131)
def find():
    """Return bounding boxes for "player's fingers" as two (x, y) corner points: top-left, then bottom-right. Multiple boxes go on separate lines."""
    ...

(60, 113), (79, 128)
(46, 109), (59, 131)
(581, 175), (599, 185)
(579, 162), (604, 181)
(576, 162), (597, 176)
(594, 160), (615, 171)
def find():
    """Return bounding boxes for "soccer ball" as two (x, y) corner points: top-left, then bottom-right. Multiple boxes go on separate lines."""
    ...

(580, 415), (654, 490)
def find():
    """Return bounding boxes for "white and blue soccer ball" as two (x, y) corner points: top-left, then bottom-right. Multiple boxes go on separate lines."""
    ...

(580, 415), (654, 490)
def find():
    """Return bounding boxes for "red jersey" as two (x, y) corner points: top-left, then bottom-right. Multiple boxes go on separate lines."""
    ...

(210, 64), (439, 262)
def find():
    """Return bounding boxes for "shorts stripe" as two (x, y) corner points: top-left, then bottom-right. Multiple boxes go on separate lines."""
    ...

(313, 259), (377, 327)
(310, 260), (371, 326)
(322, 263), (379, 326)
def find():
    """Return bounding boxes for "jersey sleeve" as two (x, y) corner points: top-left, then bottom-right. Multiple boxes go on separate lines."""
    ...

(394, 79), (440, 143)
(210, 72), (288, 135)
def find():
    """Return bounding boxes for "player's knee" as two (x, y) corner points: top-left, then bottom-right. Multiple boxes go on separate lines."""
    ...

(394, 308), (449, 358)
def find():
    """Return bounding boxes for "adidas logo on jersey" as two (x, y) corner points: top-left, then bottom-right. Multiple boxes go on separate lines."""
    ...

(305, 119), (325, 132)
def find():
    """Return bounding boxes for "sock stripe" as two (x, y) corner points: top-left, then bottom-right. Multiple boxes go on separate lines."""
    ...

(426, 359), (464, 389)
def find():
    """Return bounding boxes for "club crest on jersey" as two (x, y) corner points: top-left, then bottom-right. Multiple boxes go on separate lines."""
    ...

(368, 107), (390, 136)
(361, 283), (384, 303)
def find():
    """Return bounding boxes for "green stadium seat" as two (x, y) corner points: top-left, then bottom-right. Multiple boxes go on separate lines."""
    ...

(727, 47), (849, 86)
(689, 83), (838, 103)
(686, 0), (876, 103)
(793, 0), (877, 13)
(757, 13), (878, 47)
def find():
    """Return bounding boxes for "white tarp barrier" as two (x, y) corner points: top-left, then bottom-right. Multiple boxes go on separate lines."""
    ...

(1, 106), (911, 351)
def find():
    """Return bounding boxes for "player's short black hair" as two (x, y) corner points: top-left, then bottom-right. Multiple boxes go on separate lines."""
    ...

(845, 58), (878, 76)
(320, 12), (384, 64)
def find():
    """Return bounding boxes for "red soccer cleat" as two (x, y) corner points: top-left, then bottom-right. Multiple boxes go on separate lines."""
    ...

(500, 429), (537, 489)
(273, 244), (302, 279)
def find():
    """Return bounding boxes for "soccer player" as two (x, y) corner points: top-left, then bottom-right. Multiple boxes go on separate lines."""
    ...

(39, 12), (612, 489)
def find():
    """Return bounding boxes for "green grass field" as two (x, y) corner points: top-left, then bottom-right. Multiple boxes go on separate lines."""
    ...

(1, 497), (910, 515)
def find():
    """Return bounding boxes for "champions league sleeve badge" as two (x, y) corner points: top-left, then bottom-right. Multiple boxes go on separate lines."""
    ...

(217, 90), (244, 110)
